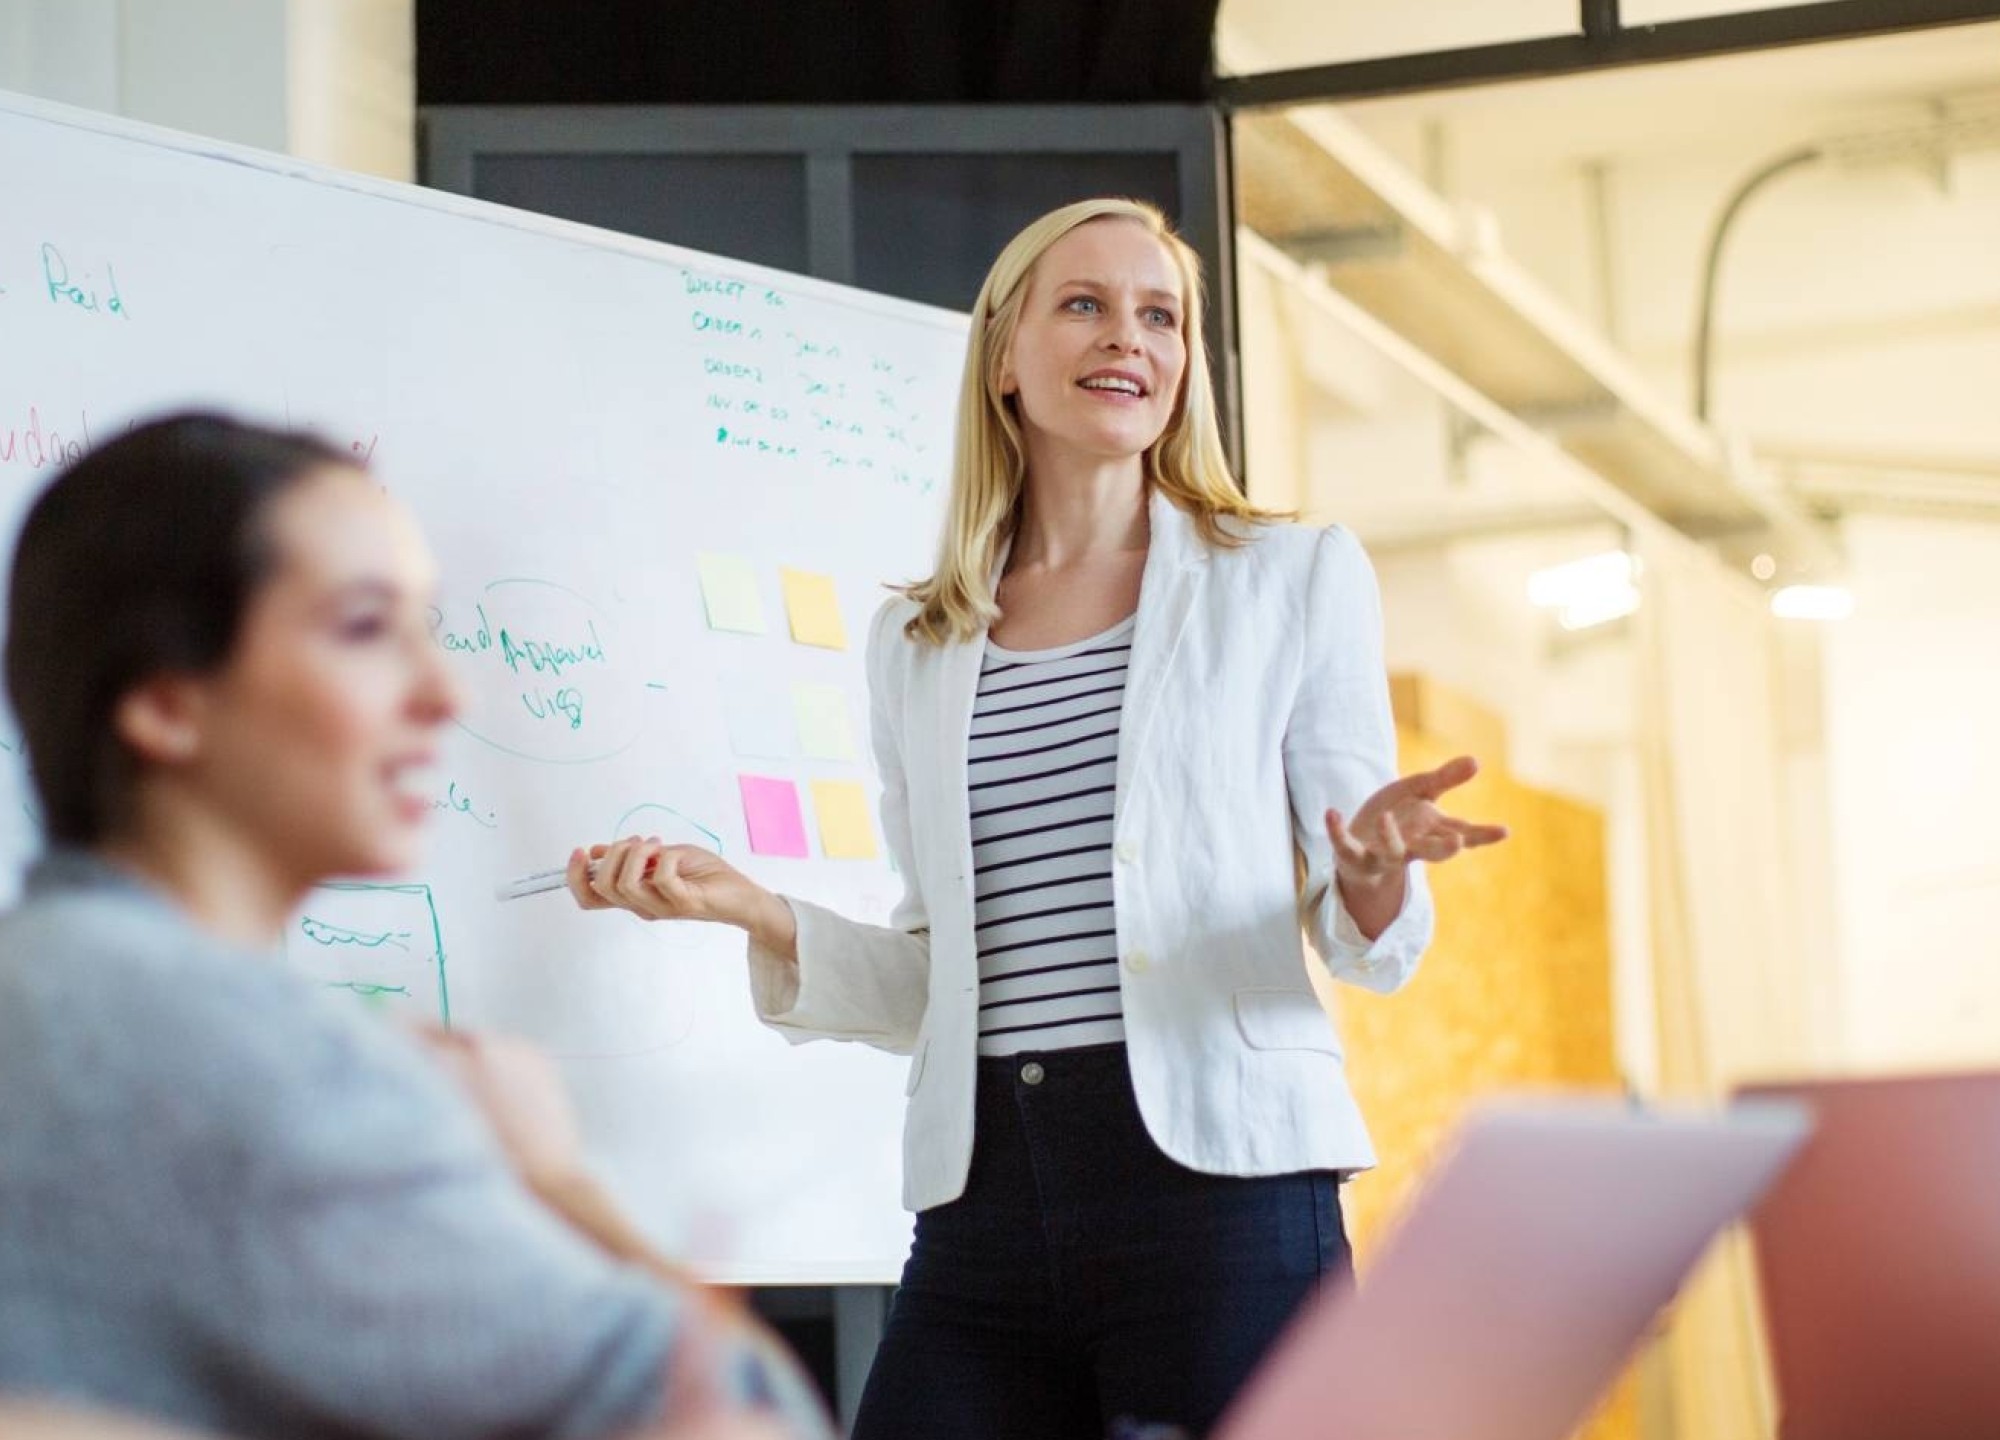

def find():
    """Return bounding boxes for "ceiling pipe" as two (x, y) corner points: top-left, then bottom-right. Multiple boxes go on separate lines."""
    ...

(1694, 94), (2000, 423)
(1691, 144), (1824, 423)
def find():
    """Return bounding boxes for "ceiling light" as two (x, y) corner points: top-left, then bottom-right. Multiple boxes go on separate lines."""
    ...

(1770, 584), (1855, 621)
(1558, 586), (1641, 631)
(1527, 550), (1636, 609)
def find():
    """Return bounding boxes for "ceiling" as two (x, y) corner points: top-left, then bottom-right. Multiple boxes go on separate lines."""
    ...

(1327, 20), (2000, 175)
(1216, 14), (2000, 174)
(1223, 12), (2000, 528)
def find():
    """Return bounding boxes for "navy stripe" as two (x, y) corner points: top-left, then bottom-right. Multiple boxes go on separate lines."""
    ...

(967, 753), (1116, 793)
(973, 814), (1110, 849)
(979, 984), (1121, 1013)
(982, 642), (1132, 678)
(977, 927), (1119, 959)
(975, 870), (1116, 904)
(979, 662), (1129, 699)
(973, 681), (1128, 721)
(969, 702), (1126, 744)
(975, 842), (1105, 878)
(967, 726), (1123, 767)
(974, 900), (1113, 934)
(970, 783), (1116, 823)
(981, 1012), (1126, 1038)
(981, 955), (1120, 984)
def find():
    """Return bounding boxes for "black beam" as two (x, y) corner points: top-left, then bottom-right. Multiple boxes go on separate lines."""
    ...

(1217, 0), (2000, 110)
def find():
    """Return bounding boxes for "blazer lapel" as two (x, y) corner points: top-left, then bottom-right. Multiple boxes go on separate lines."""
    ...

(929, 533), (1011, 897)
(1116, 491), (1208, 821)
(932, 628), (985, 891)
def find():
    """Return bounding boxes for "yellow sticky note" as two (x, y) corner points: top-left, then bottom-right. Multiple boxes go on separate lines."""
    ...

(697, 553), (766, 635)
(780, 569), (848, 650)
(810, 779), (877, 860)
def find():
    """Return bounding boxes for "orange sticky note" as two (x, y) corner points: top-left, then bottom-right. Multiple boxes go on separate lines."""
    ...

(810, 779), (877, 860)
(780, 569), (848, 650)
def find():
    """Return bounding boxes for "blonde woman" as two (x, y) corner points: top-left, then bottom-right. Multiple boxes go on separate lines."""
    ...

(571, 199), (1505, 1438)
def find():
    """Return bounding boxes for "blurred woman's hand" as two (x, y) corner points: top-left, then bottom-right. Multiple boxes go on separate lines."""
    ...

(417, 1028), (583, 1190)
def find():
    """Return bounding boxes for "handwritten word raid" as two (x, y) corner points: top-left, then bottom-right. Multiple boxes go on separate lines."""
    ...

(40, 243), (128, 320)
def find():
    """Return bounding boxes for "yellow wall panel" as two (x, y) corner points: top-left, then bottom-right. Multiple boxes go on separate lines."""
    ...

(1324, 723), (1635, 1440)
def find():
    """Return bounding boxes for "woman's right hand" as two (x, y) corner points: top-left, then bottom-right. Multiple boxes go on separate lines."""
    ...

(566, 837), (798, 958)
(567, 836), (750, 924)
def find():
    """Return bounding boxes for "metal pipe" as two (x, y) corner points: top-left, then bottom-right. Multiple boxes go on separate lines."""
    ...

(1692, 145), (1823, 422)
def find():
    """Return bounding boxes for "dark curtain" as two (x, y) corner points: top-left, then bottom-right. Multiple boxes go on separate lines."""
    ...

(417, 0), (1223, 104)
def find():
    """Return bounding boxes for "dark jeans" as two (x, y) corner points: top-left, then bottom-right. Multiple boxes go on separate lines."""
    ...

(851, 1042), (1349, 1440)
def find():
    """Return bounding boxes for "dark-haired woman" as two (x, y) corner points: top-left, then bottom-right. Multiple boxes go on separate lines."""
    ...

(0, 414), (825, 1440)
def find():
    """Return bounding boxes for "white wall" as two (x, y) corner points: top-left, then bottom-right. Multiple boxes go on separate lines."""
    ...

(0, 0), (120, 111)
(0, 0), (413, 179)
(1493, 150), (2000, 1073)
(1820, 517), (2000, 1069)
(1317, 71), (2000, 1073)
(120, 0), (290, 153)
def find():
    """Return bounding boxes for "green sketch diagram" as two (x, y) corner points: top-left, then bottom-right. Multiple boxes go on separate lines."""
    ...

(286, 881), (450, 1025)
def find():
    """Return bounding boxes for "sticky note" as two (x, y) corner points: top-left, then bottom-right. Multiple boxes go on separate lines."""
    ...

(720, 673), (794, 757)
(739, 775), (809, 858)
(697, 553), (766, 635)
(780, 569), (848, 650)
(810, 780), (878, 860)
(792, 683), (857, 761)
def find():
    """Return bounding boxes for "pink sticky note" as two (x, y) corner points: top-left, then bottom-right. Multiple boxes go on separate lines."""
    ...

(738, 775), (809, 858)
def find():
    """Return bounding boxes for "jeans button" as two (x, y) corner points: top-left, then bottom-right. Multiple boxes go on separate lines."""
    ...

(1020, 1061), (1046, 1085)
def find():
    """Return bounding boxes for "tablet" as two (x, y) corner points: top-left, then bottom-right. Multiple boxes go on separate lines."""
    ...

(1216, 1097), (1810, 1440)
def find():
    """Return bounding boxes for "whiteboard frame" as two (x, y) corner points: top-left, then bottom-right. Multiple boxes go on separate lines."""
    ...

(0, 88), (967, 339)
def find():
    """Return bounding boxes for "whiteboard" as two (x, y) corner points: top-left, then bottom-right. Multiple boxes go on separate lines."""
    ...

(0, 90), (965, 1283)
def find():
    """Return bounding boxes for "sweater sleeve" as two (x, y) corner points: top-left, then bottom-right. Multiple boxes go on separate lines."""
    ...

(38, 933), (824, 1440)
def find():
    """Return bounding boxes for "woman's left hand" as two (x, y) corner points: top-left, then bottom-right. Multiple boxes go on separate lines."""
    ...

(1325, 754), (1508, 890)
(417, 1028), (585, 1192)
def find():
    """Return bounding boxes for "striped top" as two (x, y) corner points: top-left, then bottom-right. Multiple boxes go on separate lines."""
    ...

(969, 613), (1134, 1057)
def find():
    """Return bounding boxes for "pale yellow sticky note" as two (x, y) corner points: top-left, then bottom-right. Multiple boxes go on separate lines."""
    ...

(793, 683), (857, 761)
(697, 553), (766, 635)
(780, 568), (848, 650)
(810, 779), (877, 860)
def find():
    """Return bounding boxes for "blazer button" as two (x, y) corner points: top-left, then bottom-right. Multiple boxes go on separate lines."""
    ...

(1020, 1061), (1046, 1085)
(1124, 949), (1151, 975)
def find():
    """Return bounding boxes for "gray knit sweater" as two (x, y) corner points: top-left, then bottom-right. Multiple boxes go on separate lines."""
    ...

(0, 850), (821, 1440)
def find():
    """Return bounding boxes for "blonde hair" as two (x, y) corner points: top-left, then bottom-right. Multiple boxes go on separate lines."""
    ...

(899, 197), (1286, 645)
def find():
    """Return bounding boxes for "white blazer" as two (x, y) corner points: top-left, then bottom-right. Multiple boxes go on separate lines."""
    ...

(748, 490), (1432, 1212)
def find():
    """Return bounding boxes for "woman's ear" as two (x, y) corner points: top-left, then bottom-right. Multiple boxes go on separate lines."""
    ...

(995, 325), (1020, 397)
(112, 676), (206, 766)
